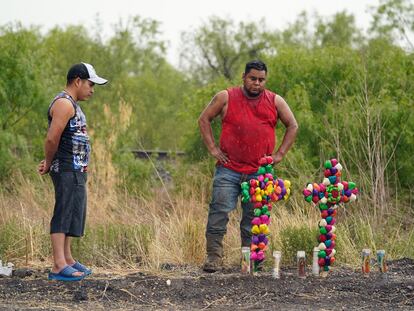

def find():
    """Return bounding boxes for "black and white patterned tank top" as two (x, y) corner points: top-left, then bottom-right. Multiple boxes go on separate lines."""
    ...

(48, 92), (90, 172)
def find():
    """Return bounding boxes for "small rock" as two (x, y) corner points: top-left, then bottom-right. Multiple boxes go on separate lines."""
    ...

(73, 287), (88, 301)
(13, 268), (34, 278)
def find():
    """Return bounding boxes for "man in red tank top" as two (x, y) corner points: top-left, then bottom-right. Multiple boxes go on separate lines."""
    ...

(198, 60), (298, 272)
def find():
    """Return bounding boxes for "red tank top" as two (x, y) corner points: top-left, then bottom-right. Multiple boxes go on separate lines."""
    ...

(220, 87), (278, 174)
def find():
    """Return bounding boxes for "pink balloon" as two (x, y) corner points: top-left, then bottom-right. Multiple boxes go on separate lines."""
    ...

(257, 251), (265, 261)
(303, 189), (312, 196)
(250, 251), (258, 261)
(260, 215), (270, 225)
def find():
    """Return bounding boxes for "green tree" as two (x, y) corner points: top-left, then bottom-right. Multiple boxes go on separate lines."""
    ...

(180, 16), (276, 82)
(314, 11), (363, 47)
(370, 0), (414, 49)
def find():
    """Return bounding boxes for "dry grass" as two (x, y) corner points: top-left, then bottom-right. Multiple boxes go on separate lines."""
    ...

(1, 157), (411, 271)
(0, 99), (412, 272)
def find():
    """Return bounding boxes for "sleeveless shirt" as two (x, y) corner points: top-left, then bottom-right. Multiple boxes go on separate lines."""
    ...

(219, 87), (278, 174)
(48, 92), (90, 172)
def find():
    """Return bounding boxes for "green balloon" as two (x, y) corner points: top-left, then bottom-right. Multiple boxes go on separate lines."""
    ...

(241, 197), (249, 203)
(319, 203), (328, 210)
(241, 182), (249, 190)
(305, 195), (312, 203)
(254, 208), (262, 216)
(265, 164), (273, 173)
(348, 182), (356, 190)
(257, 167), (266, 174)
(262, 206), (269, 213)
(318, 250), (326, 258)
(242, 189), (249, 197)
(320, 227), (327, 234)
(324, 266), (330, 271)
(324, 160), (332, 169)
(265, 211), (271, 217)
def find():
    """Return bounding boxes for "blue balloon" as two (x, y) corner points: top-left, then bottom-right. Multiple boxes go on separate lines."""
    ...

(328, 176), (337, 184)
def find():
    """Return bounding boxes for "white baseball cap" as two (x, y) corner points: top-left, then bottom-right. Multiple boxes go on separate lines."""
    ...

(67, 62), (108, 85)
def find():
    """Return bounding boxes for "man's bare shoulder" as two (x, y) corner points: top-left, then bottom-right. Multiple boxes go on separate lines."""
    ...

(50, 97), (75, 118)
(214, 90), (229, 102)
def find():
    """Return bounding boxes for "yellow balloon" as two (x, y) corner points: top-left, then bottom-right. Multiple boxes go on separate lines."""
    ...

(284, 180), (291, 189)
(256, 194), (262, 202)
(251, 225), (260, 234)
(259, 224), (269, 234)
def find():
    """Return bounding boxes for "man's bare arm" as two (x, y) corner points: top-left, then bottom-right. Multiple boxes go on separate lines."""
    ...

(272, 95), (298, 164)
(198, 90), (229, 163)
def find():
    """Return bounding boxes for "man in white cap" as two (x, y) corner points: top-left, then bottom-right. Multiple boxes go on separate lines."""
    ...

(38, 63), (107, 281)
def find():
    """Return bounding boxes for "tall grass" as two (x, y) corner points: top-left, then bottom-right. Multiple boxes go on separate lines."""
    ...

(0, 96), (412, 272)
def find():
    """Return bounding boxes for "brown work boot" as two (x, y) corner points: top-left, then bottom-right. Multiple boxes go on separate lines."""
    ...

(202, 256), (223, 273)
(203, 234), (224, 273)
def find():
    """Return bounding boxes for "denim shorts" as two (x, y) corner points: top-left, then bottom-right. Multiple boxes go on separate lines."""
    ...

(206, 165), (259, 246)
(50, 171), (87, 237)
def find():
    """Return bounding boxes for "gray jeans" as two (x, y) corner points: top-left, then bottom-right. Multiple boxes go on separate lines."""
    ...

(206, 165), (259, 247)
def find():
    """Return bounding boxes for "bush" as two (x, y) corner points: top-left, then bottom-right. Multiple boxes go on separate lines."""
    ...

(279, 225), (319, 265)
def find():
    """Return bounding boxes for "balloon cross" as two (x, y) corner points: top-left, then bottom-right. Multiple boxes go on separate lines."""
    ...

(303, 158), (359, 273)
(241, 156), (291, 273)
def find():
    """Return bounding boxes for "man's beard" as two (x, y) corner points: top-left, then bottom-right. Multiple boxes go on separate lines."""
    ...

(243, 87), (262, 98)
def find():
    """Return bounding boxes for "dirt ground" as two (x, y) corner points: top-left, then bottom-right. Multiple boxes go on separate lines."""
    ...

(0, 258), (413, 310)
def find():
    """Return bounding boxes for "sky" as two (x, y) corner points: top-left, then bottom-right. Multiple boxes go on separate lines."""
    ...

(0, 0), (378, 66)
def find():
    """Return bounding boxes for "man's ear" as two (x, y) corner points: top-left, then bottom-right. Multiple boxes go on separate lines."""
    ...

(74, 77), (82, 87)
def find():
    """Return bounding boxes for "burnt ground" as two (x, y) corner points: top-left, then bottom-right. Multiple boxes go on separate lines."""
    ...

(0, 258), (413, 310)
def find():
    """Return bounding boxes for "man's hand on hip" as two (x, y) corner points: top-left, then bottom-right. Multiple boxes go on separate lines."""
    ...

(210, 146), (229, 164)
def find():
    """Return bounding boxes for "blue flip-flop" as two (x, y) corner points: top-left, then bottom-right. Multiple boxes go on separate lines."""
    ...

(71, 261), (92, 276)
(48, 265), (85, 281)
